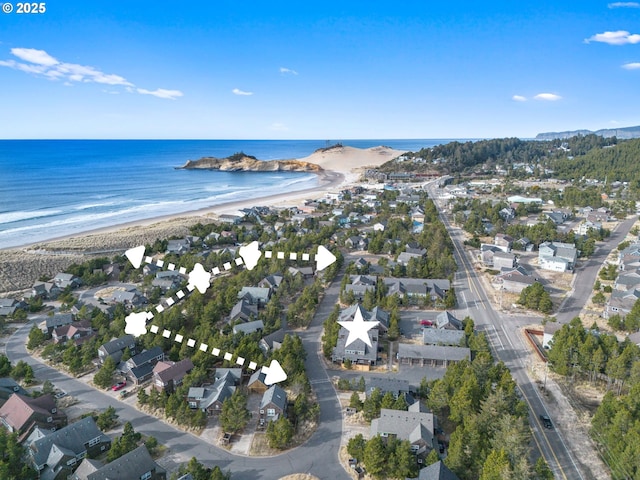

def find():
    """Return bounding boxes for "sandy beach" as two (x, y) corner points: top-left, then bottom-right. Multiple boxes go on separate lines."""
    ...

(0, 145), (404, 295)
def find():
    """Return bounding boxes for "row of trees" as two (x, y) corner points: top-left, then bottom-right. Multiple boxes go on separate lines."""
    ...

(347, 434), (418, 479)
(0, 355), (34, 384)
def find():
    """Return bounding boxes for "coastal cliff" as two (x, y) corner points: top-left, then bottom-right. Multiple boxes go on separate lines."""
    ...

(536, 125), (640, 140)
(177, 152), (323, 172)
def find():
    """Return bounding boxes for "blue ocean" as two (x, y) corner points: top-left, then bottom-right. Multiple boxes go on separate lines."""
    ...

(0, 139), (445, 249)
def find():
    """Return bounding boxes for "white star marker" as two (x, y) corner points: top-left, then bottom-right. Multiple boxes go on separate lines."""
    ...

(124, 311), (148, 338)
(338, 307), (379, 348)
(188, 263), (211, 294)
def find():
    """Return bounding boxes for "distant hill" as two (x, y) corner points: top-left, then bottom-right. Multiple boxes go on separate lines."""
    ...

(536, 125), (640, 140)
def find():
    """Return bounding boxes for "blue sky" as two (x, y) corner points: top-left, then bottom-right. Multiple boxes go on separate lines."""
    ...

(1, 1), (639, 139)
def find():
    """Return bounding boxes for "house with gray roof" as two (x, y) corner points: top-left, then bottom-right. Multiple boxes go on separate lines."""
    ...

(397, 251), (424, 266)
(97, 334), (136, 365)
(332, 327), (378, 367)
(27, 416), (110, 480)
(259, 330), (286, 354)
(259, 385), (287, 424)
(539, 241), (577, 272)
(152, 359), (194, 393)
(237, 286), (271, 307)
(495, 267), (539, 293)
(123, 347), (164, 385)
(166, 238), (192, 255)
(152, 270), (185, 292)
(248, 370), (268, 393)
(0, 377), (27, 406)
(397, 344), (470, 367)
(365, 377), (410, 399)
(370, 407), (437, 455)
(229, 299), (258, 323)
(423, 328), (465, 346)
(0, 298), (26, 317)
(605, 289), (640, 319)
(232, 319), (264, 335)
(339, 304), (389, 332)
(40, 314), (75, 337)
(435, 311), (462, 330)
(70, 445), (165, 480)
(187, 369), (241, 416)
(258, 274), (283, 290)
(53, 273), (81, 289)
(418, 461), (461, 480)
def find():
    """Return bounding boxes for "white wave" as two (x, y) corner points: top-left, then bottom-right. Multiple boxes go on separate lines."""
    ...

(73, 202), (119, 211)
(0, 209), (63, 225)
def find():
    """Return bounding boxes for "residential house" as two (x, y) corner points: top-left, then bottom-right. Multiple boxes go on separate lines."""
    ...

(258, 274), (283, 291)
(345, 236), (368, 250)
(287, 266), (315, 278)
(614, 269), (640, 291)
(31, 282), (62, 300)
(575, 220), (602, 236)
(109, 288), (147, 308)
(373, 221), (386, 232)
(495, 267), (539, 293)
(40, 314), (75, 337)
(52, 320), (94, 346)
(166, 238), (192, 255)
(411, 206), (425, 224)
(27, 417), (110, 479)
(345, 274), (377, 299)
(97, 335), (136, 365)
(545, 212), (567, 225)
(383, 278), (450, 303)
(397, 344), (471, 367)
(152, 358), (194, 393)
(370, 405), (437, 455)
(418, 461), (462, 480)
(187, 369), (241, 416)
(152, 270), (185, 292)
(365, 377), (410, 399)
(247, 370), (268, 394)
(352, 257), (369, 270)
(480, 245), (504, 267)
(259, 330), (286, 355)
(232, 320), (264, 335)
(397, 251), (424, 266)
(0, 378), (28, 406)
(237, 287), (271, 307)
(493, 252), (517, 270)
(605, 289), (640, 319)
(498, 207), (516, 222)
(122, 347), (165, 385)
(259, 385), (287, 425)
(494, 233), (514, 251)
(435, 311), (463, 330)
(586, 209), (610, 223)
(538, 241), (578, 272)
(70, 445), (165, 480)
(515, 237), (533, 252)
(339, 304), (389, 332)
(228, 299), (258, 323)
(0, 394), (67, 441)
(53, 273), (81, 290)
(332, 327), (378, 367)
(0, 298), (26, 317)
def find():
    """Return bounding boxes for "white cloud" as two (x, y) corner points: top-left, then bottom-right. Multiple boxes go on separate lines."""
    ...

(0, 47), (181, 99)
(534, 93), (562, 101)
(585, 30), (640, 45)
(11, 48), (59, 66)
(279, 67), (298, 75)
(270, 122), (289, 131)
(512, 95), (527, 102)
(622, 62), (640, 69)
(137, 88), (183, 100)
(608, 2), (640, 7)
(232, 88), (253, 96)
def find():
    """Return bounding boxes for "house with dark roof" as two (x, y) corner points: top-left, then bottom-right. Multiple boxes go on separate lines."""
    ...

(166, 238), (192, 255)
(259, 330), (286, 354)
(397, 344), (470, 368)
(40, 314), (75, 337)
(605, 289), (640, 319)
(97, 335), (136, 365)
(0, 377), (28, 406)
(0, 298), (26, 317)
(187, 369), (241, 416)
(365, 377), (410, 399)
(152, 270), (185, 292)
(370, 404), (437, 455)
(232, 320), (264, 335)
(435, 311), (462, 330)
(228, 299), (258, 323)
(259, 385), (287, 425)
(0, 393), (67, 442)
(123, 347), (164, 385)
(70, 445), (166, 480)
(27, 416), (110, 479)
(495, 267), (539, 293)
(31, 282), (62, 300)
(418, 460), (461, 480)
(152, 359), (194, 393)
(52, 320), (94, 346)
(332, 327), (378, 367)
(258, 274), (283, 291)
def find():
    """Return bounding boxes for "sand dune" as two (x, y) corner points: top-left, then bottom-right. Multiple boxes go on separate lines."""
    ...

(300, 145), (406, 173)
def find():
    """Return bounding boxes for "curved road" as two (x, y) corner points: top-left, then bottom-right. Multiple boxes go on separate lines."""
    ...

(6, 273), (350, 479)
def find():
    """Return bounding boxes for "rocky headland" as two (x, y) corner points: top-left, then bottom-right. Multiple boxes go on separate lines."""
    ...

(177, 152), (323, 172)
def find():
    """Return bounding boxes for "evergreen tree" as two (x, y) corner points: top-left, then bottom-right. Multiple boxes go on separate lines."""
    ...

(93, 356), (116, 389)
(346, 433), (366, 462)
(266, 417), (294, 449)
(349, 391), (363, 410)
(219, 390), (250, 434)
(363, 435), (387, 479)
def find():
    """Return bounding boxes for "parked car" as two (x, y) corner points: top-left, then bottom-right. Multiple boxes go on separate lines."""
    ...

(111, 381), (126, 391)
(420, 319), (433, 327)
(539, 414), (553, 429)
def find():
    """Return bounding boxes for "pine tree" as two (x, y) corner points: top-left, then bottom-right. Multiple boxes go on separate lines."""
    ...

(363, 435), (387, 479)
(219, 390), (250, 434)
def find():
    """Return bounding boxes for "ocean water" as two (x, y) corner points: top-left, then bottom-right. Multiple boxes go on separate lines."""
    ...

(0, 139), (446, 249)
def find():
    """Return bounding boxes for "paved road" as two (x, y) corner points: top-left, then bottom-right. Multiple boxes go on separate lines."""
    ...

(556, 215), (637, 324)
(428, 183), (589, 480)
(6, 271), (350, 479)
